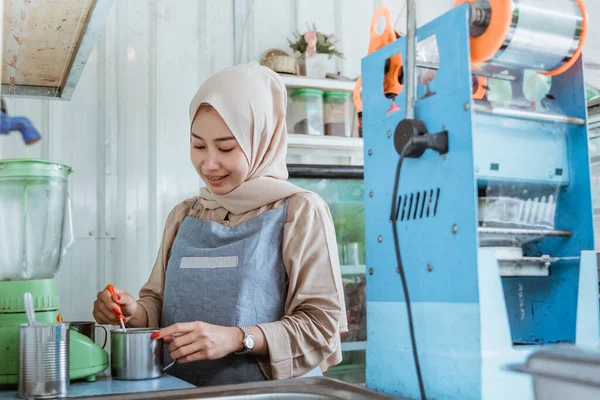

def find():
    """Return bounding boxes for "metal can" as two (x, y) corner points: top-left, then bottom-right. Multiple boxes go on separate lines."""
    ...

(110, 328), (162, 380)
(18, 323), (70, 399)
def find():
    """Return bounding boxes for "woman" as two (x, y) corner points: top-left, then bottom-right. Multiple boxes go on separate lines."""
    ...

(93, 62), (348, 386)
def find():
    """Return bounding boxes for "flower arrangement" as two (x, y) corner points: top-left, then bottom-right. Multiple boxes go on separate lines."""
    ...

(288, 24), (344, 60)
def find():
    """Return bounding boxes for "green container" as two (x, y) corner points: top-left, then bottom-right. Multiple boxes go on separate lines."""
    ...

(288, 89), (324, 135)
(323, 91), (353, 137)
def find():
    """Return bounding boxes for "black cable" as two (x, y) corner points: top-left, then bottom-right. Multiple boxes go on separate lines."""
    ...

(390, 141), (427, 400)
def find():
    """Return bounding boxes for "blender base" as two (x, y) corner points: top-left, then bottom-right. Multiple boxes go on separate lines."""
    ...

(0, 279), (109, 385)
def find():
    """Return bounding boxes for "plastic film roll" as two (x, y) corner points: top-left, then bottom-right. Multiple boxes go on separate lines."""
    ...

(456, 0), (587, 75)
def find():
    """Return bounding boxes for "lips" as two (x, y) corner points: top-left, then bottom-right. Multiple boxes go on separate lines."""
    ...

(204, 174), (229, 186)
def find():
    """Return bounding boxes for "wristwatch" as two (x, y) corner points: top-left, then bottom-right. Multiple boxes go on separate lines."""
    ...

(235, 326), (255, 355)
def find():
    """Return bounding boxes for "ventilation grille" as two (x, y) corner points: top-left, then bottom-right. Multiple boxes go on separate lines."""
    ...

(395, 188), (440, 221)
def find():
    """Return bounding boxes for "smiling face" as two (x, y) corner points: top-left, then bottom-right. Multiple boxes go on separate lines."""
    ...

(190, 106), (249, 195)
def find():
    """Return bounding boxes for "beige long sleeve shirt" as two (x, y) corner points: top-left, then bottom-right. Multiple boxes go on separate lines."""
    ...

(137, 191), (348, 380)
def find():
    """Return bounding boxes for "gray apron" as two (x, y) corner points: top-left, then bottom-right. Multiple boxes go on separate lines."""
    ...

(161, 201), (290, 386)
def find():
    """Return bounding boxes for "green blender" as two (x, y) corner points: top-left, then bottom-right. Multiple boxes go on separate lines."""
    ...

(0, 159), (108, 386)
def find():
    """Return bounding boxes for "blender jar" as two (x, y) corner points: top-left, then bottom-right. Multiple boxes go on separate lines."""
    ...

(0, 159), (73, 281)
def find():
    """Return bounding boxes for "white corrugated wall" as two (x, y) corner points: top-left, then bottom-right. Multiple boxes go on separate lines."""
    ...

(0, 0), (235, 320)
(1, 0), (599, 321)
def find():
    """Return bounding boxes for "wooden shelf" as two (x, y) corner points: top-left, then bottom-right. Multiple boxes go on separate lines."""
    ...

(1, 0), (113, 100)
(287, 134), (363, 152)
(279, 74), (356, 92)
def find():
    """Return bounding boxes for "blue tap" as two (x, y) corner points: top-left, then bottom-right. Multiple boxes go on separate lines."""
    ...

(0, 100), (41, 145)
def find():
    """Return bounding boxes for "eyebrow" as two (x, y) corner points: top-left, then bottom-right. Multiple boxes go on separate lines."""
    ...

(190, 133), (235, 142)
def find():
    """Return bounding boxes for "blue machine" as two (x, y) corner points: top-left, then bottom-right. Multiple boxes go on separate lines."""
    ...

(362, 3), (599, 400)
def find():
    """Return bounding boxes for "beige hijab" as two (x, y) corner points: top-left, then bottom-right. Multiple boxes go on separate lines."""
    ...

(189, 63), (305, 215)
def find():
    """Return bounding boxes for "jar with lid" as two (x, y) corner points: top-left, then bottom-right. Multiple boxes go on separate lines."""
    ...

(286, 88), (324, 135)
(323, 91), (352, 137)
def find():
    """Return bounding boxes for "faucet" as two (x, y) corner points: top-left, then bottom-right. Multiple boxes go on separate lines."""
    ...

(0, 99), (41, 145)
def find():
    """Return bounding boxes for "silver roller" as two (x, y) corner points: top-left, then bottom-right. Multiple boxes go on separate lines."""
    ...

(466, 0), (586, 74)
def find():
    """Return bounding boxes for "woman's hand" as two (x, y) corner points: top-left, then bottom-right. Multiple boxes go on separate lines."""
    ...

(152, 322), (244, 363)
(93, 286), (138, 326)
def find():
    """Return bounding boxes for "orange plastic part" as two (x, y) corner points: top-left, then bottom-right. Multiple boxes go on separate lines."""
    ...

(353, 76), (363, 113)
(353, 6), (403, 112)
(56, 313), (63, 322)
(455, 0), (512, 65)
(540, 0), (587, 77)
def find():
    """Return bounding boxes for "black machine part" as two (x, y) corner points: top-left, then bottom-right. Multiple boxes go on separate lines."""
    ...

(394, 118), (448, 157)
(469, 0), (491, 38)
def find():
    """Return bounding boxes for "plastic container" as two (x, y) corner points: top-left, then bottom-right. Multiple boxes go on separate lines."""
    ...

(323, 91), (353, 137)
(0, 159), (74, 281)
(287, 89), (324, 136)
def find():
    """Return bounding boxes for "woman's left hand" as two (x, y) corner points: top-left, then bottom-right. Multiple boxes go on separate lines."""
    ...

(152, 322), (243, 363)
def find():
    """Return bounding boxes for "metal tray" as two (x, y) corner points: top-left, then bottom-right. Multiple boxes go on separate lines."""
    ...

(75, 377), (401, 400)
(506, 345), (600, 400)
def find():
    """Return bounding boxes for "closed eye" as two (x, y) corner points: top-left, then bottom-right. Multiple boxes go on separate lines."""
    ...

(219, 148), (233, 153)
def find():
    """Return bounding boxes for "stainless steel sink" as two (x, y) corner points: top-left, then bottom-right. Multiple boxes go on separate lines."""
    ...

(77, 377), (403, 399)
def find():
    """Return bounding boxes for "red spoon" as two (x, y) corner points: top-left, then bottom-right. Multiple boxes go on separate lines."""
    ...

(106, 284), (127, 331)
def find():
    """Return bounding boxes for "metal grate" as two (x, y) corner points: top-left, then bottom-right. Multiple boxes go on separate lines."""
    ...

(396, 188), (440, 221)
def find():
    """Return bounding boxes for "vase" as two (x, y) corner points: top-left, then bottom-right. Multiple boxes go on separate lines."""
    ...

(302, 53), (329, 79)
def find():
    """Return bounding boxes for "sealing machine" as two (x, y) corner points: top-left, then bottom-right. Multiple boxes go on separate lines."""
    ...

(361, 0), (599, 399)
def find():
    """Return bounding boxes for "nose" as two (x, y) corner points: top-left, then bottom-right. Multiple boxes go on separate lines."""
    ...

(202, 149), (221, 171)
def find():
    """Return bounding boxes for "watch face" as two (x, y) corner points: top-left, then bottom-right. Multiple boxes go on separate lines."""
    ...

(245, 335), (255, 349)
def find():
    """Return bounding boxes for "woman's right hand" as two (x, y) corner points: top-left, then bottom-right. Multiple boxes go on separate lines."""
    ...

(93, 286), (138, 326)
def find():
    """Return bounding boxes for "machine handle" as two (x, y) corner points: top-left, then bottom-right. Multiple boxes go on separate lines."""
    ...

(353, 6), (404, 113)
(368, 7), (396, 53)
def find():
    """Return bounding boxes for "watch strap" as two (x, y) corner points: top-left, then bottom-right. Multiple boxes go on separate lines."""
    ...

(235, 326), (252, 355)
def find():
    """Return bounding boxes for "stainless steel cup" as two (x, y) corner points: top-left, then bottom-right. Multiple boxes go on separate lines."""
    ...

(110, 328), (162, 380)
(18, 323), (70, 399)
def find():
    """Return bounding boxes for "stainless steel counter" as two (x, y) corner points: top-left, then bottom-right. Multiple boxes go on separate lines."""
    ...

(0, 374), (194, 399)
(1, 375), (399, 399)
(76, 377), (402, 399)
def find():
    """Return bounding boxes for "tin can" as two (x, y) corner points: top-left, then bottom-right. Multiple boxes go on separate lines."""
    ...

(18, 323), (70, 399)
